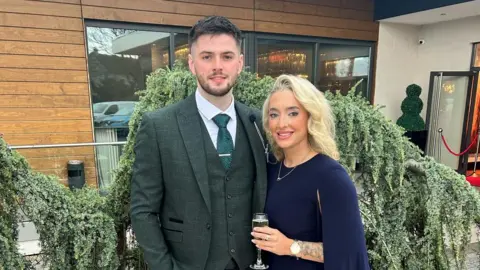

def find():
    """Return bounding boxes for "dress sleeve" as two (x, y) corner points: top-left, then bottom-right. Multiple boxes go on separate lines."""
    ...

(318, 167), (370, 270)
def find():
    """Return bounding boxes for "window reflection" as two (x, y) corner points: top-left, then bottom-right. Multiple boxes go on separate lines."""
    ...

(316, 45), (370, 95)
(86, 26), (171, 191)
(174, 33), (189, 67)
(257, 39), (314, 80)
(86, 27), (171, 128)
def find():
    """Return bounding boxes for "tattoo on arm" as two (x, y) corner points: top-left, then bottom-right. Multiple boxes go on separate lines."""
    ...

(298, 241), (324, 262)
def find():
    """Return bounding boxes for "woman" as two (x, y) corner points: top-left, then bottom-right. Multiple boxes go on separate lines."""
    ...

(251, 74), (370, 269)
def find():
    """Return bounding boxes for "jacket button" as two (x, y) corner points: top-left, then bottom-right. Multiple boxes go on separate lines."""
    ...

(228, 213), (233, 218)
(229, 231), (234, 236)
(206, 223), (211, 230)
(227, 194), (232, 199)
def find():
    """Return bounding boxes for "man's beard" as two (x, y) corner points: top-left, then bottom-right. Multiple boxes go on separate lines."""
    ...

(197, 73), (238, 97)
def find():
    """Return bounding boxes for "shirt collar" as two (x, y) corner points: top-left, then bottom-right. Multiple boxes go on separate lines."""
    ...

(195, 89), (236, 121)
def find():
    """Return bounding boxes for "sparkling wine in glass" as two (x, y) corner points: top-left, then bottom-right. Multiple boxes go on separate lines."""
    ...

(250, 213), (269, 269)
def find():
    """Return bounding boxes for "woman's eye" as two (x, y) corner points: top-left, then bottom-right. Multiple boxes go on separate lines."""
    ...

(269, 113), (278, 118)
(289, 112), (299, 116)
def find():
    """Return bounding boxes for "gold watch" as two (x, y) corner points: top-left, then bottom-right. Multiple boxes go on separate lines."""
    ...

(290, 240), (301, 258)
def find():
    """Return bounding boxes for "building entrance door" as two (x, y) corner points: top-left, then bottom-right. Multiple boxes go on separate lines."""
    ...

(425, 71), (478, 173)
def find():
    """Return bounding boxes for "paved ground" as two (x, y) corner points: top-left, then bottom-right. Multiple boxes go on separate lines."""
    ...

(464, 243), (480, 269)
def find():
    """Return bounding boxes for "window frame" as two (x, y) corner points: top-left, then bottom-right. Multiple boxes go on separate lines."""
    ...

(84, 20), (376, 100)
(471, 42), (480, 70)
(247, 32), (376, 100)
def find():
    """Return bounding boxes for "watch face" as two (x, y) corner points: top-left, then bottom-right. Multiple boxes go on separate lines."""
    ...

(291, 242), (300, 254)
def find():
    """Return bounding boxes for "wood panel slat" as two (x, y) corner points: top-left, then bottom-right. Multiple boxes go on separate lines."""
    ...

(0, 108), (91, 121)
(3, 132), (93, 145)
(0, 55), (86, 70)
(19, 146), (95, 158)
(255, 0), (373, 21)
(282, 0), (372, 11)
(0, 95), (90, 108)
(0, 41), (85, 57)
(0, 0), (81, 18)
(255, 10), (377, 32)
(0, 27), (84, 44)
(1, 120), (92, 134)
(82, 0), (253, 20)
(0, 68), (88, 82)
(284, 0), (341, 8)
(29, 0), (81, 4)
(0, 82), (88, 95)
(255, 21), (378, 41)
(341, 0), (373, 11)
(29, 155), (95, 170)
(167, 0), (254, 9)
(0, 12), (83, 31)
(341, 8), (373, 21)
(82, 6), (254, 31)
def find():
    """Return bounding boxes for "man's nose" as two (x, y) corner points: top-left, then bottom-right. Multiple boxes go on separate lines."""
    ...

(212, 56), (223, 71)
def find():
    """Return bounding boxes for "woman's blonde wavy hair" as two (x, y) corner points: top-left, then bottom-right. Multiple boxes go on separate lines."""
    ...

(262, 74), (339, 161)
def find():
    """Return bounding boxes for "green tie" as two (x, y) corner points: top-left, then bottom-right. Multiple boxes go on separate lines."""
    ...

(213, 113), (233, 169)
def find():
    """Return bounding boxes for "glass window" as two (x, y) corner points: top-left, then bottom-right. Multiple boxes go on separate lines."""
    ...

(474, 43), (480, 68)
(86, 26), (171, 191)
(316, 45), (370, 95)
(257, 39), (314, 80)
(174, 33), (189, 67)
(86, 27), (170, 107)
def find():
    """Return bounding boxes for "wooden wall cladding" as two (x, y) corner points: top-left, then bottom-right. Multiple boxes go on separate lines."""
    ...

(80, 0), (377, 40)
(0, 0), (96, 186)
(0, 0), (377, 188)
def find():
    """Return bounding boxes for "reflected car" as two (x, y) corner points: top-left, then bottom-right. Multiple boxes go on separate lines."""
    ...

(93, 101), (136, 126)
(101, 104), (136, 128)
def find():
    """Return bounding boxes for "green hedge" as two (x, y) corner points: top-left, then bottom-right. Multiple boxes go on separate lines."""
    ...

(1, 62), (480, 269)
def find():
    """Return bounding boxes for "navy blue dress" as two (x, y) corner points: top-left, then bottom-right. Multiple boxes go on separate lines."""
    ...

(264, 154), (370, 270)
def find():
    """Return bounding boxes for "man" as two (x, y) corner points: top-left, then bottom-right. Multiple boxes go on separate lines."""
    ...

(130, 16), (267, 270)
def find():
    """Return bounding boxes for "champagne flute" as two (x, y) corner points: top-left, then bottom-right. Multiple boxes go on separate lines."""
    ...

(250, 213), (269, 269)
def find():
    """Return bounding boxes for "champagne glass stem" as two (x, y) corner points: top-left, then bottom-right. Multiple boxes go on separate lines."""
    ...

(257, 248), (262, 264)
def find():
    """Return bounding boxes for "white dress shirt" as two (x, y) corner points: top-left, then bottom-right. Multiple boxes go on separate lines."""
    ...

(195, 89), (237, 149)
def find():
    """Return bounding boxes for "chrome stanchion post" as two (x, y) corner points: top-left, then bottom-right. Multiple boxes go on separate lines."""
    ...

(437, 128), (443, 163)
(471, 128), (480, 177)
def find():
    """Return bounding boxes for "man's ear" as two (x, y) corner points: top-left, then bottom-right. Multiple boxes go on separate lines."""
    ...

(238, 53), (244, 74)
(188, 54), (196, 75)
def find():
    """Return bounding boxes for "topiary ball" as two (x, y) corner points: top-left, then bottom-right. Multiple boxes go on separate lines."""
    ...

(406, 84), (422, 97)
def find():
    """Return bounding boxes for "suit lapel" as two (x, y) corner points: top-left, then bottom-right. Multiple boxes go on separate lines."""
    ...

(235, 102), (267, 212)
(177, 94), (212, 214)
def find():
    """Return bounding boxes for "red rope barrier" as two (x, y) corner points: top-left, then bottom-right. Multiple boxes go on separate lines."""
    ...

(441, 134), (477, 156)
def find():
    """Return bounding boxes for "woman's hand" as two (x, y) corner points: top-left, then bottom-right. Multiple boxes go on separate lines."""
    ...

(251, 226), (294, 256)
